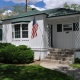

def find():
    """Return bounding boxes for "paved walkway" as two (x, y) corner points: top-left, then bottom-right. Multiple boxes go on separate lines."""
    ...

(40, 61), (80, 80)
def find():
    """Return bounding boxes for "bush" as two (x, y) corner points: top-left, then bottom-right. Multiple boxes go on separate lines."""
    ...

(0, 43), (11, 48)
(0, 43), (34, 64)
(75, 58), (80, 63)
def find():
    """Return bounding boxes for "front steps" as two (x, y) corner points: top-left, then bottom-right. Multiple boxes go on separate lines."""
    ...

(45, 48), (74, 64)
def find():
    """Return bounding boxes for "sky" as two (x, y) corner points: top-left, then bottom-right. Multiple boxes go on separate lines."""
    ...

(0, 0), (80, 11)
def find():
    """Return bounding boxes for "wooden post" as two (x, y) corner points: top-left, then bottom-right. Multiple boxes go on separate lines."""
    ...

(26, 0), (27, 12)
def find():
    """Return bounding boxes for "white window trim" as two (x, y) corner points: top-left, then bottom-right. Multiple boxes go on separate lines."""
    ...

(12, 22), (29, 40)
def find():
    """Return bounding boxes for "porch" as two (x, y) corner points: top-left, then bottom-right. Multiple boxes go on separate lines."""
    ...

(44, 15), (80, 63)
(47, 15), (80, 49)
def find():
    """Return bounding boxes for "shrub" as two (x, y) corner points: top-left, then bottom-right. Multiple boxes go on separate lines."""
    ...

(0, 43), (11, 48)
(0, 43), (34, 64)
(75, 58), (80, 63)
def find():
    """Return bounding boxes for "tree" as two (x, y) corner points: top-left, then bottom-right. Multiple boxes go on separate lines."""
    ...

(12, 4), (32, 14)
(0, 4), (32, 20)
(12, 4), (25, 14)
(0, 7), (7, 20)
(64, 2), (70, 9)
(63, 2), (80, 11)
(0, 0), (34, 20)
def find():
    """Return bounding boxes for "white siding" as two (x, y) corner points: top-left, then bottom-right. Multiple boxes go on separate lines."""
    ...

(2, 15), (47, 60)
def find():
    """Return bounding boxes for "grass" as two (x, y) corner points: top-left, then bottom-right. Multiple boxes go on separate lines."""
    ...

(0, 64), (73, 80)
(70, 64), (80, 68)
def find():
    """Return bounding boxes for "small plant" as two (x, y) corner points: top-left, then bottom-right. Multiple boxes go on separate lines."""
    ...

(75, 58), (80, 63)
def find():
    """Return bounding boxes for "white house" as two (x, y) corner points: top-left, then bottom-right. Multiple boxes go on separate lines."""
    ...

(0, 8), (80, 60)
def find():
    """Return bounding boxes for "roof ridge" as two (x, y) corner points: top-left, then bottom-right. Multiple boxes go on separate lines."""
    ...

(44, 8), (80, 12)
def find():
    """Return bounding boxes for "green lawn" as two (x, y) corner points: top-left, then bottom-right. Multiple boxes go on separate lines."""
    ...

(70, 64), (80, 68)
(0, 64), (73, 80)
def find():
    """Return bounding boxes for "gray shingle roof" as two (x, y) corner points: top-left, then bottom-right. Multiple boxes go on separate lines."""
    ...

(12, 18), (31, 23)
(2, 10), (47, 21)
(43, 8), (80, 18)
(2, 8), (80, 21)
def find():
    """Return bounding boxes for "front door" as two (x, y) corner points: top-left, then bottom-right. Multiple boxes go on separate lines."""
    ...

(56, 24), (73, 49)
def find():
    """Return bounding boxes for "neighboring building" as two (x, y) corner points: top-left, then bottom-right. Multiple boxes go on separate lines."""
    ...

(1, 8), (80, 60)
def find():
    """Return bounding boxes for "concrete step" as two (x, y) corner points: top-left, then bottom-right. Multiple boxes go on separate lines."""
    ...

(43, 59), (72, 64)
(45, 57), (72, 61)
(48, 54), (70, 57)
(49, 48), (73, 54)
(46, 48), (74, 64)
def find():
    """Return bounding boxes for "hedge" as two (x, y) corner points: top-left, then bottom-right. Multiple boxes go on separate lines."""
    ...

(0, 43), (34, 64)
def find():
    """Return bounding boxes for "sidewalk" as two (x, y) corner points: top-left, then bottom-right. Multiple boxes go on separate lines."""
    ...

(40, 61), (80, 80)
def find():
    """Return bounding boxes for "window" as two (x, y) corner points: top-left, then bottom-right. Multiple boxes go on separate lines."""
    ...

(12, 23), (28, 39)
(57, 24), (62, 32)
(15, 24), (20, 38)
(63, 24), (72, 31)
(22, 24), (28, 38)
(0, 29), (2, 40)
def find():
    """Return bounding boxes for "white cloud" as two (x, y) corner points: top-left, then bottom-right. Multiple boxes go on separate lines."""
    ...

(2, 10), (12, 15)
(43, 0), (80, 9)
(30, 5), (45, 11)
(4, 0), (42, 3)
(4, 0), (80, 10)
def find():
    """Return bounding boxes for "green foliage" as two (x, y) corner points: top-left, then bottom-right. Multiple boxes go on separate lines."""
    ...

(17, 45), (28, 50)
(0, 64), (73, 80)
(0, 5), (32, 20)
(70, 64), (80, 68)
(75, 58), (80, 63)
(63, 2), (80, 11)
(12, 4), (32, 14)
(0, 43), (34, 64)
(12, 4), (25, 14)
(64, 2), (70, 9)
(0, 43), (12, 48)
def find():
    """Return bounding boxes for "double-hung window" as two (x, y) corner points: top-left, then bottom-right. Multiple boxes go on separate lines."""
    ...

(12, 23), (28, 39)
(15, 24), (20, 38)
(22, 24), (28, 38)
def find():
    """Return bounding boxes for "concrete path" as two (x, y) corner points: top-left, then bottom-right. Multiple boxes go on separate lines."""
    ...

(40, 61), (80, 80)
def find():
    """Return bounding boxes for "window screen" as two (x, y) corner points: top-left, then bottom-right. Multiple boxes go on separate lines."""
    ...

(73, 22), (79, 31)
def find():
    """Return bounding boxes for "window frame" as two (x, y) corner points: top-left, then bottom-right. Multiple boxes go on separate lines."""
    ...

(12, 22), (29, 40)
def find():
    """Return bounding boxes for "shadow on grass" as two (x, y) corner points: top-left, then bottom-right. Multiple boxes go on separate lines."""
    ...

(55, 66), (80, 80)
(0, 64), (73, 80)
